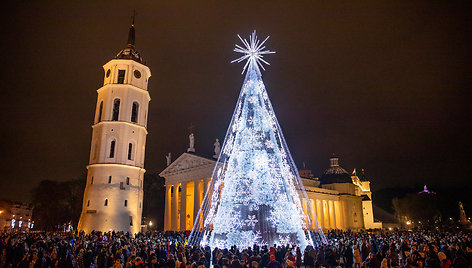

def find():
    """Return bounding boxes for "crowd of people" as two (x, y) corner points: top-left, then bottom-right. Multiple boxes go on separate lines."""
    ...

(0, 229), (471, 268)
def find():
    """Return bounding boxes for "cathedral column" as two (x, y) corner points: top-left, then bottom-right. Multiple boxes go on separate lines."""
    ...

(203, 178), (210, 198)
(327, 200), (333, 229)
(301, 198), (308, 228)
(171, 184), (179, 231)
(180, 182), (187, 231)
(193, 179), (201, 222)
(324, 200), (330, 230)
(309, 199), (316, 229)
(317, 199), (324, 229)
(164, 184), (171, 231)
(330, 200), (336, 229)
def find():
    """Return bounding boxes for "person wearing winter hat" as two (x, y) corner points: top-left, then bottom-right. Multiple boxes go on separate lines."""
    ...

(438, 251), (452, 268)
(134, 257), (145, 268)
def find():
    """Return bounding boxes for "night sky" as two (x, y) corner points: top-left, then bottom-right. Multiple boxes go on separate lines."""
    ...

(1, 1), (471, 202)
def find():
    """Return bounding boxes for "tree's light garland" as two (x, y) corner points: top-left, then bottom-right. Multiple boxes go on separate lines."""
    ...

(189, 31), (326, 249)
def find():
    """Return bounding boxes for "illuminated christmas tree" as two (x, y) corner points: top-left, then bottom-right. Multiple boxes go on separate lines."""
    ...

(189, 31), (326, 249)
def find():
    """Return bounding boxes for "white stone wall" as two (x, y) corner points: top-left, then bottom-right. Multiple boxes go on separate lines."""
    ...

(339, 195), (365, 230)
(362, 200), (382, 229)
(94, 85), (150, 127)
(78, 165), (144, 234)
(89, 122), (147, 168)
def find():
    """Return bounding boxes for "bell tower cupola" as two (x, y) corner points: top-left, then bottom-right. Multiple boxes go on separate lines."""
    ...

(115, 13), (143, 64)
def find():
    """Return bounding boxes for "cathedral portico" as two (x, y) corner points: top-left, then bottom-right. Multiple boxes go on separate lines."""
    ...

(159, 152), (215, 231)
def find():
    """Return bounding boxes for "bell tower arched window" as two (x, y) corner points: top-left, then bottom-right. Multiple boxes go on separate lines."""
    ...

(109, 140), (116, 158)
(112, 99), (120, 121)
(131, 102), (139, 123)
(128, 143), (134, 160)
(98, 101), (103, 122)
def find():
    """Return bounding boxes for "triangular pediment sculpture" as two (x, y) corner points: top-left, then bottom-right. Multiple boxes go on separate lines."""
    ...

(159, 153), (216, 177)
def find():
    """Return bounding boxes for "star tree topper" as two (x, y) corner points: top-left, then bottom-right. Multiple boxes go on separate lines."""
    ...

(231, 30), (275, 74)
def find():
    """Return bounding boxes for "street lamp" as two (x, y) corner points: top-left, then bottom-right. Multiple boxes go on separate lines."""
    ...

(148, 221), (153, 227)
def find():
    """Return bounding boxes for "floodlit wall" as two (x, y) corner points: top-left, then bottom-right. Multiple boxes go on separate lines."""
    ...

(78, 59), (151, 234)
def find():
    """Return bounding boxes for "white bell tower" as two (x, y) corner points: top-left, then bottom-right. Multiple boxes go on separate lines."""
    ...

(78, 18), (151, 234)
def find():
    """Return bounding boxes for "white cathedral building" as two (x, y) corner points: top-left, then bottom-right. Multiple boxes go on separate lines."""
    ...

(78, 20), (151, 234)
(160, 139), (382, 232)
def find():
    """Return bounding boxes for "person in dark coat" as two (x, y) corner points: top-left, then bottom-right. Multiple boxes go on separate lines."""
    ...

(230, 256), (243, 268)
(166, 253), (176, 268)
(267, 255), (281, 268)
(344, 245), (354, 268)
(325, 245), (338, 268)
(97, 248), (107, 268)
(303, 247), (314, 268)
(452, 251), (469, 268)
(361, 242), (370, 262)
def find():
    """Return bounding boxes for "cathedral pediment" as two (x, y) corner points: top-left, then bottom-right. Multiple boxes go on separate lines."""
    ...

(159, 152), (216, 177)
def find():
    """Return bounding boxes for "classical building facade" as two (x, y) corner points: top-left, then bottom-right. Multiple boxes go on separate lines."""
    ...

(78, 20), (151, 234)
(160, 153), (382, 232)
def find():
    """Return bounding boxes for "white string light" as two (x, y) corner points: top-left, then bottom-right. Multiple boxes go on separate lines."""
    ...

(189, 31), (326, 250)
(231, 30), (275, 74)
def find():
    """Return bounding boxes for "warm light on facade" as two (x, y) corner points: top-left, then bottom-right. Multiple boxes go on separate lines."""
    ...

(406, 220), (411, 225)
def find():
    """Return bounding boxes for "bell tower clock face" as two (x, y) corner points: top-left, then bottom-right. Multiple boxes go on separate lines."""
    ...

(134, 70), (141, 78)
